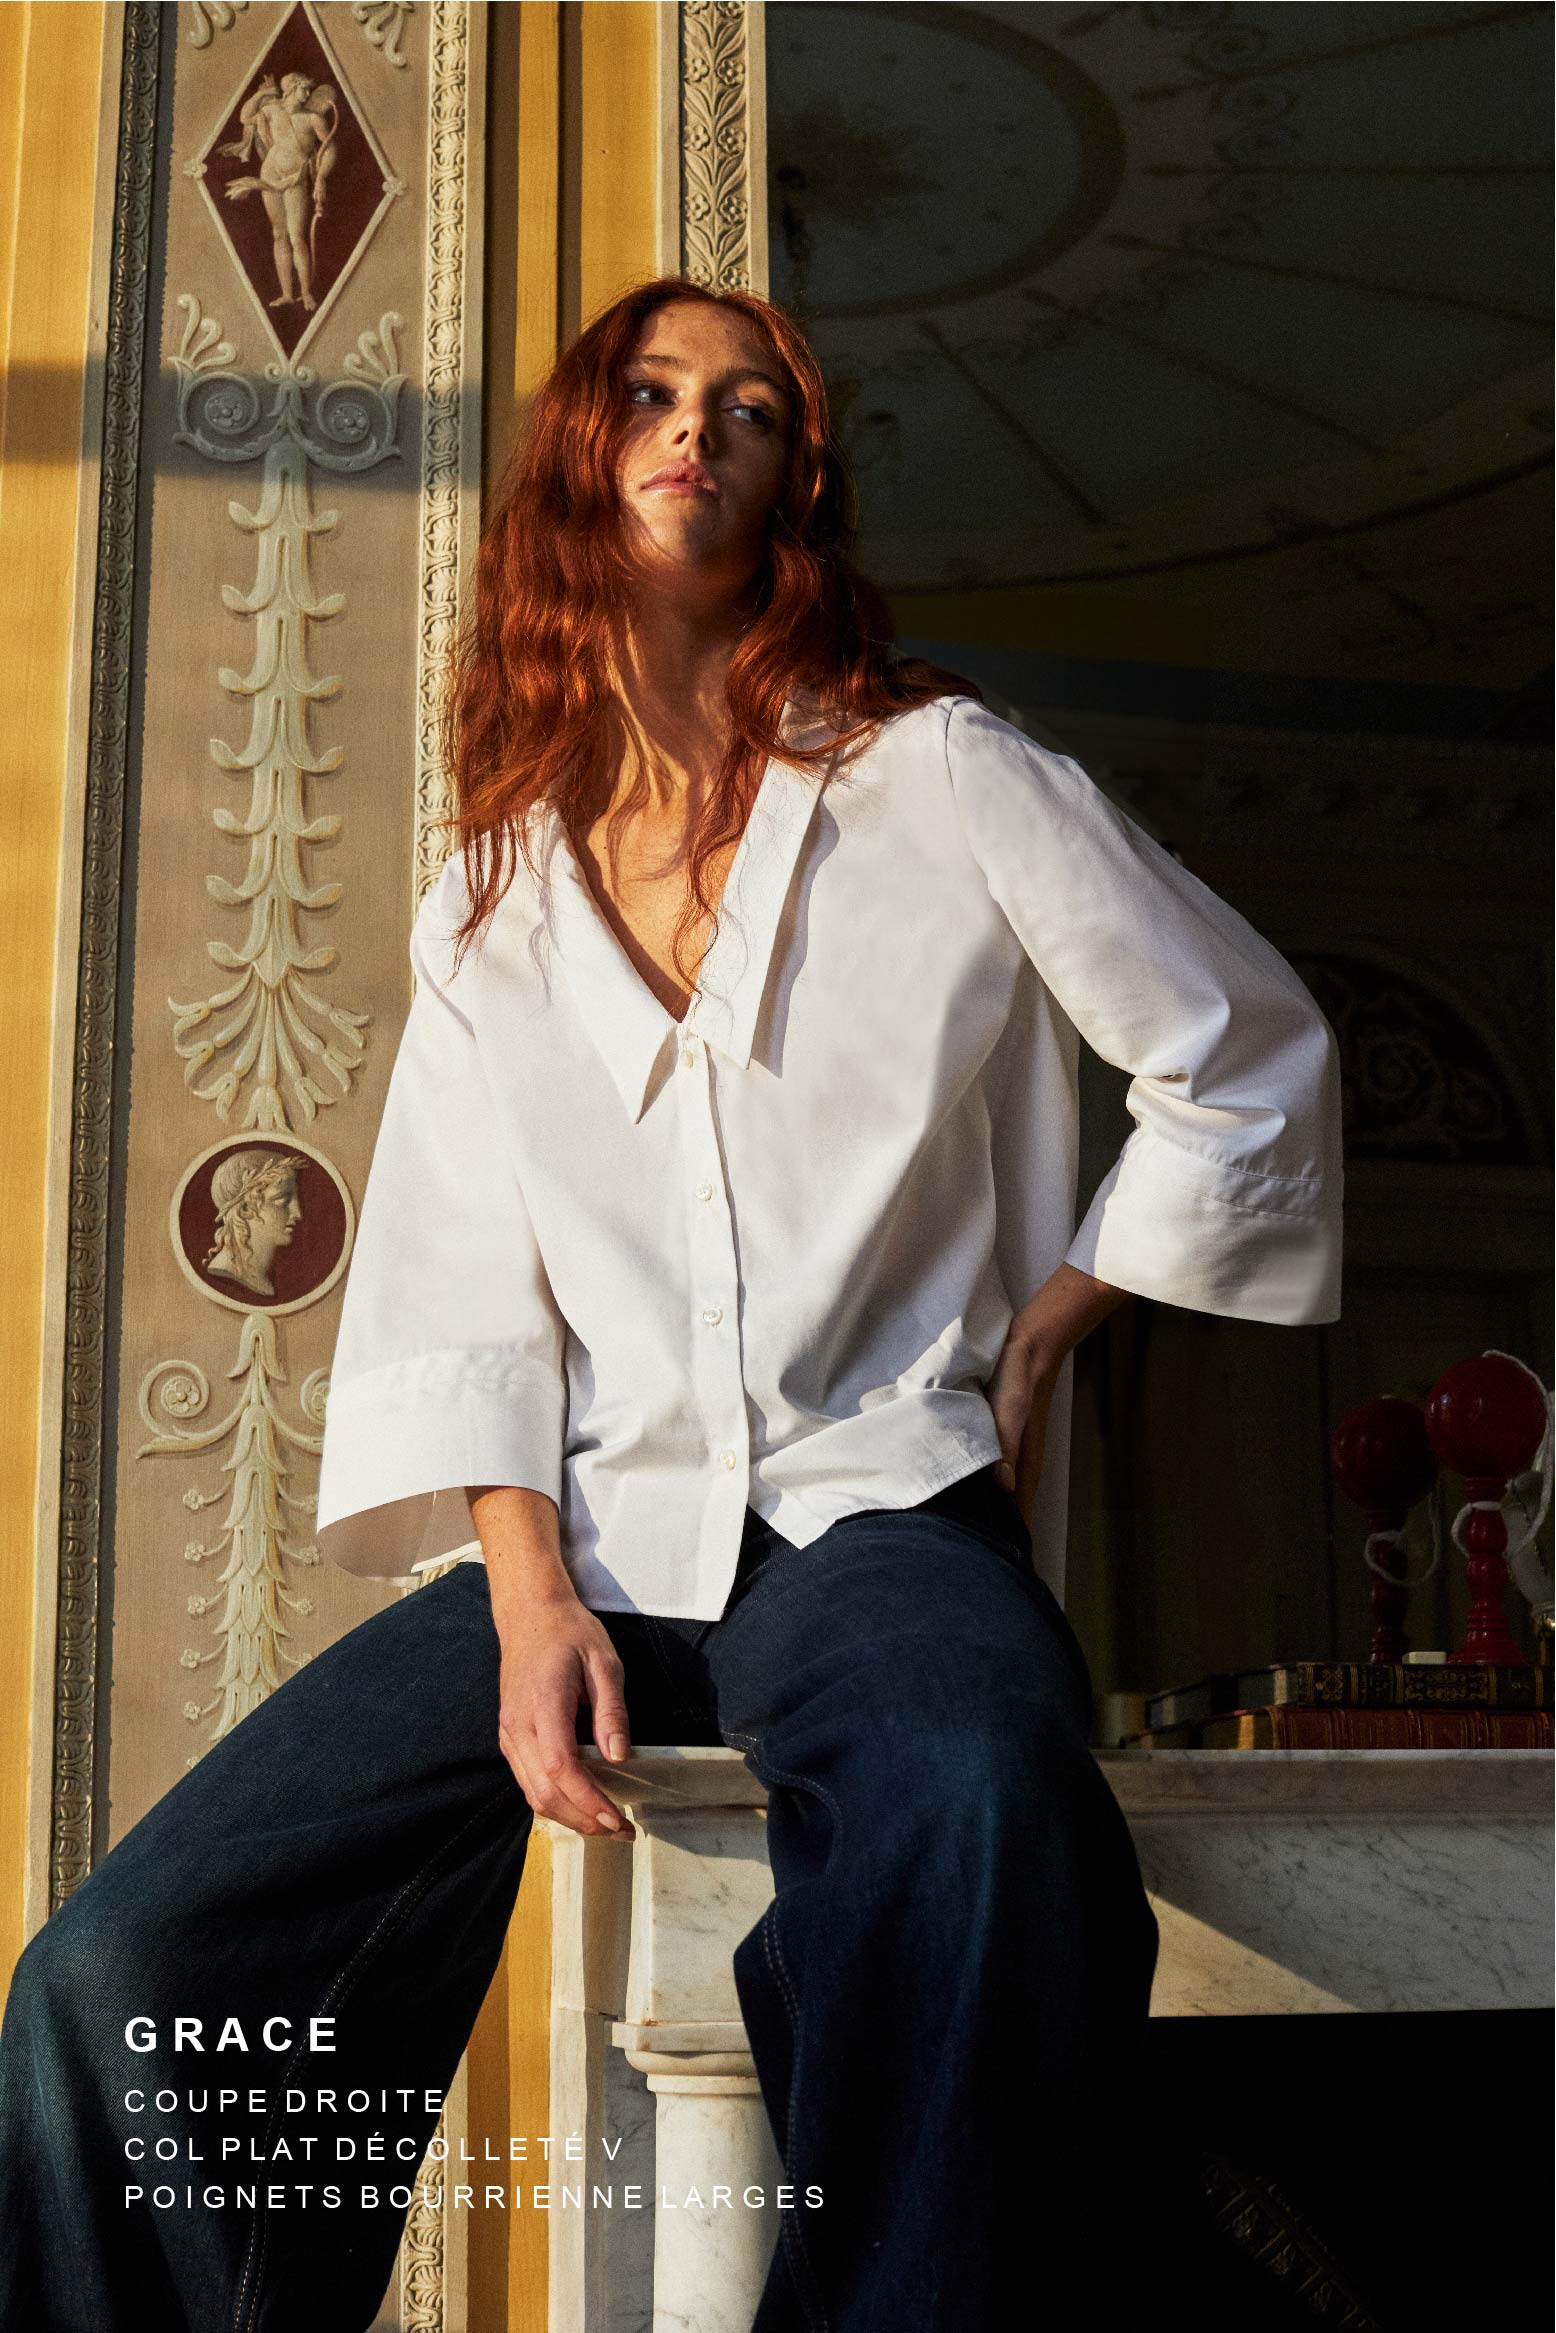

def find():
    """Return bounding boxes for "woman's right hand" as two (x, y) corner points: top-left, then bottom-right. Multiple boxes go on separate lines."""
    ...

(466, 1483), (637, 1844)
(495, 1590), (637, 1842)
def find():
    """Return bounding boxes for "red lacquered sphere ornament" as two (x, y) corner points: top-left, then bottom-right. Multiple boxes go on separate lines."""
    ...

(1331, 1397), (1438, 1512)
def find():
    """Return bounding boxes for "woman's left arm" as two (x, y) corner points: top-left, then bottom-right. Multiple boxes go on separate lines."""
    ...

(986, 1262), (1131, 1501)
(944, 693), (1345, 1501)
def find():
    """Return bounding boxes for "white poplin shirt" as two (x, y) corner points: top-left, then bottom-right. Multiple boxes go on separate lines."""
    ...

(315, 694), (1343, 1617)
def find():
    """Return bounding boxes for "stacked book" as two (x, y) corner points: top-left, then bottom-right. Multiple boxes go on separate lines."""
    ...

(1129, 1661), (1552, 1749)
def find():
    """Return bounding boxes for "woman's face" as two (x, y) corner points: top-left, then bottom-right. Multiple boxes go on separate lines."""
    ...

(615, 299), (792, 604)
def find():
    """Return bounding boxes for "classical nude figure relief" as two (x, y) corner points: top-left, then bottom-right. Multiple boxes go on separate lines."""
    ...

(202, 1148), (308, 1299)
(220, 72), (340, 313)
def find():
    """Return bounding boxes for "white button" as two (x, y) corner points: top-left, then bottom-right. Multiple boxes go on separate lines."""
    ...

(701, 1306), (723, 1327)
(696, 1182), (714, 1202)
(719, 1449), (738, 1471)
(680, 1036), (699, 1068)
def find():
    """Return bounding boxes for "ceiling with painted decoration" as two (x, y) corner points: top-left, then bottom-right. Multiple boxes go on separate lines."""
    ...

(764, 1), (1551, 730)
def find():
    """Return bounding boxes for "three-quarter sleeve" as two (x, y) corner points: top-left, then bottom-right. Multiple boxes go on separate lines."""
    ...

(315, 885), (569, 1578)
(945, 694), (1343, 1325)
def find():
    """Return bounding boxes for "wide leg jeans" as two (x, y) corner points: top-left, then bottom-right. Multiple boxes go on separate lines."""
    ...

(0, 1465), (1160, 2330)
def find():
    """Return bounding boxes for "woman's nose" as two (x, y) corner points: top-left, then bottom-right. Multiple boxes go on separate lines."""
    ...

(672, 400), (714, 452)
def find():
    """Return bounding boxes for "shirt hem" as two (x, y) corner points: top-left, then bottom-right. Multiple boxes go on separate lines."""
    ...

(575, 1438), (1008, 1621)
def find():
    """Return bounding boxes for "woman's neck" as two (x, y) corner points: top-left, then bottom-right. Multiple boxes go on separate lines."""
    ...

(600, 592), (750, 819)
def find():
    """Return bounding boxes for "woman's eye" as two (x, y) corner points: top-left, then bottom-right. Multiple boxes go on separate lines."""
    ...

(626, 380), (776, 430)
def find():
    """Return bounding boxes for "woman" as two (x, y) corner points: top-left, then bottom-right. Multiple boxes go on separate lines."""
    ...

(0, 277), (1342, 2329)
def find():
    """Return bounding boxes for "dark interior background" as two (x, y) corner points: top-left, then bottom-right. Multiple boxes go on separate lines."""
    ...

(766, 0), (1554, 1708)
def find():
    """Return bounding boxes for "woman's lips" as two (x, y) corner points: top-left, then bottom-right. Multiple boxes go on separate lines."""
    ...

(643, 470), (715, 494)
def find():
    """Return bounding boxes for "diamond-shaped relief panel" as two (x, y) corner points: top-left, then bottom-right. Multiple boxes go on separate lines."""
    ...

(192, 0), (401, 367)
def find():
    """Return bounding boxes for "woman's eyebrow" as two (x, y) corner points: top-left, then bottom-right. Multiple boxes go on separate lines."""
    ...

(632, 351), (791, 401)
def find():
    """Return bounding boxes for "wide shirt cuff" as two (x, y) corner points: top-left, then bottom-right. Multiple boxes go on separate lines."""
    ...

(315, 1345), (567, 1578)
(1065, 1128), (1342, 1326)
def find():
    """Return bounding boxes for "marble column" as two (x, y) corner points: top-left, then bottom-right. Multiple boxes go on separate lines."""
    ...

(545, 1749), (774, 2333)
(619, 2044), (783, 2333)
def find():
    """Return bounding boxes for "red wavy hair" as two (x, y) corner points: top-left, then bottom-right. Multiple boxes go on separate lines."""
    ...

(438, 274), (979, 982)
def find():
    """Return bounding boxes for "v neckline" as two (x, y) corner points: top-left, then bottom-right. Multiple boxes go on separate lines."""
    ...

(537, 731), (828, 1122)
(558, 753), (778, 1033)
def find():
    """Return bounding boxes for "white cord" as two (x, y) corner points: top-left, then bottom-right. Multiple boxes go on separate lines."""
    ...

(1443, 1350), (1554, 1623)
(1361, 1518), (1440, 1591)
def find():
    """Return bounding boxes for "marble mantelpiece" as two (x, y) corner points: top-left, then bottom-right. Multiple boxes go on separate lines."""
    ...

(545, 1746), (1553, 2329)
(578, 1743), (1553, 2020)
(1100, 1746), (1552, 2016)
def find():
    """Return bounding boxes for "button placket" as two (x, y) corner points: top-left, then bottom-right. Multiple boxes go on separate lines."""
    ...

(677, 1037), (749, 1500)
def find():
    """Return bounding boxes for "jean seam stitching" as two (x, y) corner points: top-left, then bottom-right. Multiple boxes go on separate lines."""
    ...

(759, 1905), (833, 2329)
(231, 1780), (517, 2333)
(722, 1732), (835, 2333)
(759, 1910), (798, 2150)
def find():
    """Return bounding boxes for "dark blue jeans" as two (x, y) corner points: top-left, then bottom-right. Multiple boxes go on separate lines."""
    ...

(0, 1464), (1159, 2330)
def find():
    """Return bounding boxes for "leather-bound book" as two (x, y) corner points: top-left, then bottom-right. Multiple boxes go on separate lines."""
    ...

(1137, 1706), (1553, 1749)
(1147, 1662), (1549, 1734)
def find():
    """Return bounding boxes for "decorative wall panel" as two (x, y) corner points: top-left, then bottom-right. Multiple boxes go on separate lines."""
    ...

(674, 0), (768, 293)
(54, 7), (487, 2325)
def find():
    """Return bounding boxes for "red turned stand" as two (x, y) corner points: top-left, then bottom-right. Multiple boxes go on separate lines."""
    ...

(1424, 1356), (1547, 1667)
(1330, 1398), (1438, 1664)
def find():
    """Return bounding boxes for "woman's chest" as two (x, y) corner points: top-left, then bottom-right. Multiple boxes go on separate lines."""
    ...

(570, 812), (741, 1025)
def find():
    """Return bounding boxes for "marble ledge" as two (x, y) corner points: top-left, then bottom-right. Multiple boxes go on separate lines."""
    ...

(580, 1746), (769, 1812)
(1098, 1747), (1553, 1821)
(580, 1744), (1554, 1822)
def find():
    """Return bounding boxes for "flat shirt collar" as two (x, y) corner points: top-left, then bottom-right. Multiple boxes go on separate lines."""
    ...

(535, 706), (832, 1125)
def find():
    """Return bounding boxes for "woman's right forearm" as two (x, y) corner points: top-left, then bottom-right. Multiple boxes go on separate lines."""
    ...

(466, 1485), (575, 1628)
(468, 1483), (636, 1841)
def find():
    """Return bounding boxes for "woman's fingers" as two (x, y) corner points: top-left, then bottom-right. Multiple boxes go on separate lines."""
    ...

(528, 1689), (634, 1840)
(585, 1648), (634, 1767)
(1013, 1372), (1062, 1518)
(984, 1346), (1028, 1481)
(493, 1610), (638, 1842)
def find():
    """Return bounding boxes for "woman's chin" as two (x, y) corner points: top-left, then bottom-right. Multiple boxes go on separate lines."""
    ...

(629, 533), (758, 607)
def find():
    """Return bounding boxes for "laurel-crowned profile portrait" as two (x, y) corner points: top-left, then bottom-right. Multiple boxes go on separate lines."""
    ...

(170, 1136), (354, 1316)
